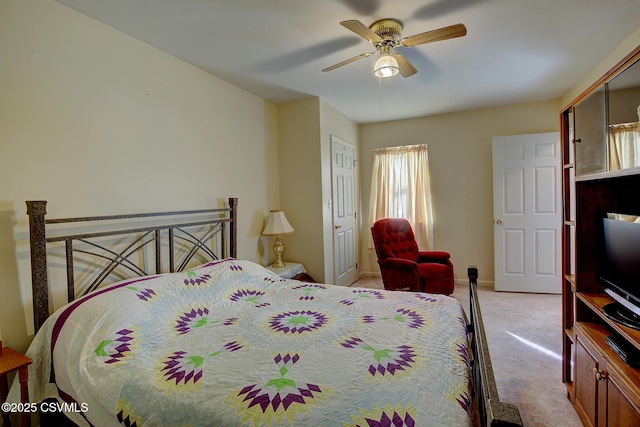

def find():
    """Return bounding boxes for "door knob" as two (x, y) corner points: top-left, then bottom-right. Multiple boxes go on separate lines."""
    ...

(495, 219), (503, 225)
(593, 367), (607, 381)
(335, 225), (342, 229)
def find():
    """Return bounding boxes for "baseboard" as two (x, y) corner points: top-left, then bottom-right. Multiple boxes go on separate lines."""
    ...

(455, 278), (494, 290)
(360, 273), (494, 290)
(359, 272), (381, 279)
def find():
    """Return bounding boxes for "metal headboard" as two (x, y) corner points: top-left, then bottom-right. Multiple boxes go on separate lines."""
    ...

(26, 198), (238, 332)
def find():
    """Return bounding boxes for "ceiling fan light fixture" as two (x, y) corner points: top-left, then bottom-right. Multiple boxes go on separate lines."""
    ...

(374, 54), (399, 78)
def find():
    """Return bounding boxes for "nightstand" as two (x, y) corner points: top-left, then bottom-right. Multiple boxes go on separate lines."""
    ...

(267, 262), (306, 279)
(0, 343), (32, 427)
(266, 262), (316, 283)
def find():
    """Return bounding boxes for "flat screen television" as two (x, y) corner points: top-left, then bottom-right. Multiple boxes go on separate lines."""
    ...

(600, 213), (640, 330)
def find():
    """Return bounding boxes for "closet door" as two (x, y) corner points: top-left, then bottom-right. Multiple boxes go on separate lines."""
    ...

(331, 136), (357, 286)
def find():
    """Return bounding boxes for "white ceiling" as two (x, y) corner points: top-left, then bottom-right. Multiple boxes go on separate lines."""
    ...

(55, 0), (640, 124)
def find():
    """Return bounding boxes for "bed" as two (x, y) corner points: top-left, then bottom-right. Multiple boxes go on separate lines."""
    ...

(10, 198), (522, 426)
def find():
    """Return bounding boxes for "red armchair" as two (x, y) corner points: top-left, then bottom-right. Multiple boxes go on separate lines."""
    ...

(371, 218), (454, 295)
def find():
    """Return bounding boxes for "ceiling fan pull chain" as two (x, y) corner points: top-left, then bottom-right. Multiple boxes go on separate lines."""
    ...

(379, 77), (382, 111)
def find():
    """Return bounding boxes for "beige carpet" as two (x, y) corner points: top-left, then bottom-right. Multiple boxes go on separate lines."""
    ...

(352, 277), (583, 427)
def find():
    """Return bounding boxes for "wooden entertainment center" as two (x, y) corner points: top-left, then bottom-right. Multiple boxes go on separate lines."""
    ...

(562, 45), (640, 426)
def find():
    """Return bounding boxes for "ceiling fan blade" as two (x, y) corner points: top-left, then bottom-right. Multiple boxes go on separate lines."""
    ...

(340, 20), (382, 43)
(392, 53), (418, 78)
(401, 23), (467, 47)
(322, 51), (374, 72)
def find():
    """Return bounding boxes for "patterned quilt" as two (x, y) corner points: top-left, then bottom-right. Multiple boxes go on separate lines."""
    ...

(16, 259), (472, 426)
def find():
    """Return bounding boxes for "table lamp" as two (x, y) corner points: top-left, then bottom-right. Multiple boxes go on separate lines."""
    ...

(262, 210), (294, 268)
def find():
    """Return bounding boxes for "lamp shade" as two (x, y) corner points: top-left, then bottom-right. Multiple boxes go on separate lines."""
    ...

(374, 54), (399, 78)
(262, 210), (294, 236)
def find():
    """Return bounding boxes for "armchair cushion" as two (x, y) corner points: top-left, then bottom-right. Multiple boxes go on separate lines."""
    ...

(417, 251), (451, 264)
(377, 257), (418, 271)
(371, 218), (454, 295)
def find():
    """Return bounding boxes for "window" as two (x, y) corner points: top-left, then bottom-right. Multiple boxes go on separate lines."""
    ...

(369, 144), (434, 250)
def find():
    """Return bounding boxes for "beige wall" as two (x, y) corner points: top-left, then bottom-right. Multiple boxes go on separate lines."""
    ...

(277, 98), (359, 283)
(359, 100), (561, 285)
(276, 99), (324, 280)
(0, 0), (279, 350)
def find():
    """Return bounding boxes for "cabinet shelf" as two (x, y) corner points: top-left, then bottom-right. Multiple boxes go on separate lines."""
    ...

(565, 274), (576, 287)
(577, 292), (640, 352)
(575, 165), (640, 182)
(565, 327), (574, 342)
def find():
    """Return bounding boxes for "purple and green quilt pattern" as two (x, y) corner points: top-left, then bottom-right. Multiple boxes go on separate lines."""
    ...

(225, 352), (333, 425)
(38, 259), (472, 426)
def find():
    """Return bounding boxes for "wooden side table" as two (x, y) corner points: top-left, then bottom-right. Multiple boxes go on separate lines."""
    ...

(0, 343), (32, 427)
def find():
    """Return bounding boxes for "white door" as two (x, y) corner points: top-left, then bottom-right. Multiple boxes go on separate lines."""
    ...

(331, 136), (358, 286)
(493, 132), (561, 293)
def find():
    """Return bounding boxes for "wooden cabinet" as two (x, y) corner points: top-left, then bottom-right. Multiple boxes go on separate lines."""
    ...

(574, 329), (599, 425)
(562, 45), (640, 426)
(574, 323), (640, 427)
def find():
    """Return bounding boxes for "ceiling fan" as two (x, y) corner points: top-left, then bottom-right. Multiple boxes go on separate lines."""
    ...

(322, 19), (467, 78)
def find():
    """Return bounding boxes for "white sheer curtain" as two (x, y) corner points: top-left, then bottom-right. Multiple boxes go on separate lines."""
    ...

(608, 122), (640, 170)
(369, 144), (434, 250)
